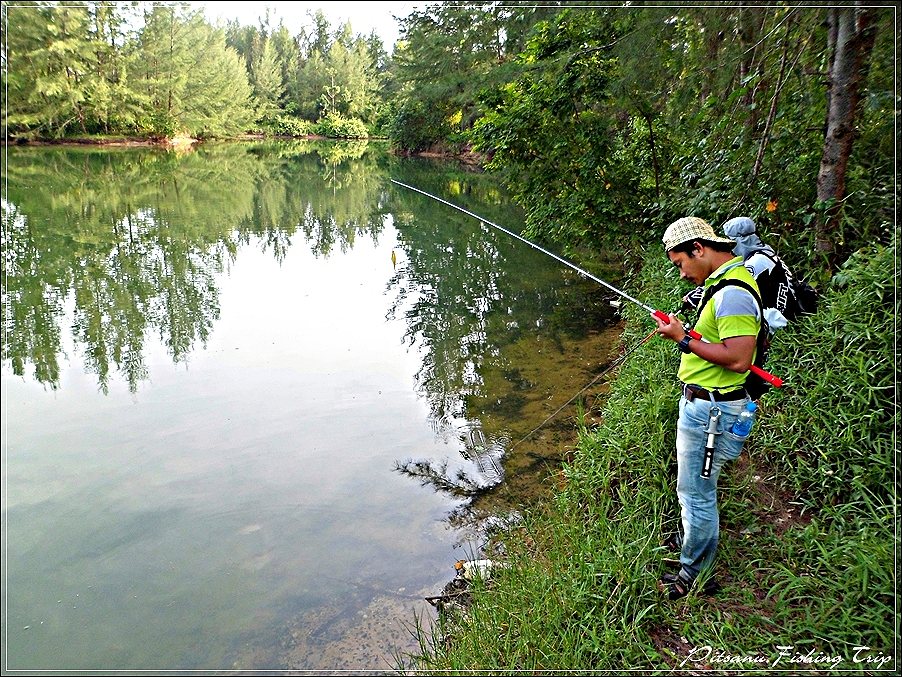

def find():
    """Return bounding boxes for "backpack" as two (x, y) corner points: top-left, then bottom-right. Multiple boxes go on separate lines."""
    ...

(681, 250), (819, 324)
(746, 249), (819, 321)
(697, 279), (773, 400)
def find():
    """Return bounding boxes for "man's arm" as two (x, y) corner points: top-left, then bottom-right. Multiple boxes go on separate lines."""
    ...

(652, 313), (757, 372)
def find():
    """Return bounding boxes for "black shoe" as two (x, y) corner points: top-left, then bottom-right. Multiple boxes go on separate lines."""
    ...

(659, 572), (720, 600)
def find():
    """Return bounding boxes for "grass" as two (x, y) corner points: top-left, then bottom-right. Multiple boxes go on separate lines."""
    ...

(408, 244), (897, 674)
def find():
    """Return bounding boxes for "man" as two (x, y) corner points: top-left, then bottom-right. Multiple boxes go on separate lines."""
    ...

(652, 216), (762, 600)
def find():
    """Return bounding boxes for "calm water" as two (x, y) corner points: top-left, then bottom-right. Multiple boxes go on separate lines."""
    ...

(1, 141), (619, 672)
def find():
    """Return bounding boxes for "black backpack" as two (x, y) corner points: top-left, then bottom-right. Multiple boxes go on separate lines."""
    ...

(697, 279), (773, 400)
(748, 250), (819, 321)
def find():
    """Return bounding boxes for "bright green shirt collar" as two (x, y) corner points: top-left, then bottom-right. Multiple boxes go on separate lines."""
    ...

(704, 256), (745, 287)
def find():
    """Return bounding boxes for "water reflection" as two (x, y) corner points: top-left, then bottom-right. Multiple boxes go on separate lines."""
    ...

(2, 141), (389, 393)
(3, 143), (621, 669)
(384, 170), (621, 529)
(3, 142), (620, 518)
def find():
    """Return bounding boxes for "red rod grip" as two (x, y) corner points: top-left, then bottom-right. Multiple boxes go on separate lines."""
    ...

(750, 365), (783, 388)
(653, 308), (783, 388)
(652, 310), (671, 324)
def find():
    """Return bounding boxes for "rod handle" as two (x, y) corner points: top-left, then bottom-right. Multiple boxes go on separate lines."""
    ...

(750, 365), (783, 388)
(652, 309), (674, 324)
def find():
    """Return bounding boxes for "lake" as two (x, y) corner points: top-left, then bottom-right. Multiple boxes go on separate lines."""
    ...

(1, 140), (620, 672)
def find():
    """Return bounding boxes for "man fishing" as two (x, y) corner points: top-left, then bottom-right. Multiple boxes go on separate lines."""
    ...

(651, 216), (762, 600)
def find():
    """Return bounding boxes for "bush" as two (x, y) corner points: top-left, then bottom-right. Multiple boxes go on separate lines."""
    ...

(386, 99), (454, 152)
(315, 112), (369, 139)
(756, 244), (895, 509)
(262, 114), (314, 137)
(136, 111), (178, 139)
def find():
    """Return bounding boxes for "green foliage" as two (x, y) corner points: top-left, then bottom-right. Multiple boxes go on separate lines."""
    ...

(387, 99), (457, 153)
(250, 40), (285, 116)
(471, 9), (657, 250)
(261, 114), (314, 137)
(462, 6), (894, 266)
(315, 112), (368, 139)
(135, 110), (179, 139)
(756, 245), (895, 508)
(2, 3), (385, 140)
(389, 2), (554, 152)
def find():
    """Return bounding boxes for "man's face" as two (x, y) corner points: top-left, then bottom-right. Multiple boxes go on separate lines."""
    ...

(667, 246), (706, 285)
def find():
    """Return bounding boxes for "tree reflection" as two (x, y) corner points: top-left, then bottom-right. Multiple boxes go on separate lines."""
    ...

(385, 168), (618, 523)
(1, 141), (387, 392)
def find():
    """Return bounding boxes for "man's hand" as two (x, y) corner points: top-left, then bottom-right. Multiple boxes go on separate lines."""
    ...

(651, 311), (686, 342)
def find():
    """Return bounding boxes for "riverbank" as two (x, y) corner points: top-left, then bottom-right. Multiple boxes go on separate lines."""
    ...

(411, 245), (896, 672)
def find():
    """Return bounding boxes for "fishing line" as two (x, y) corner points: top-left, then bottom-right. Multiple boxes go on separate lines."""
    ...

(391, 179), (783, 389)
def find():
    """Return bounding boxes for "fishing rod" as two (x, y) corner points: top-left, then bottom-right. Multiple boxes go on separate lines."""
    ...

(390, 179), (783, 389)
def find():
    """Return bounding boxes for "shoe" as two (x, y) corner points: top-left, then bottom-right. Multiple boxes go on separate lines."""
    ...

(659, 572), (720, 600)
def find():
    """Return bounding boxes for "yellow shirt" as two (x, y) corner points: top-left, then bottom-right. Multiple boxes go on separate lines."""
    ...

(678, 257), (761, 391)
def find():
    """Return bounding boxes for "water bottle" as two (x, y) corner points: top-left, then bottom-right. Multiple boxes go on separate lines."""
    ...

(731, 402), (757, 437)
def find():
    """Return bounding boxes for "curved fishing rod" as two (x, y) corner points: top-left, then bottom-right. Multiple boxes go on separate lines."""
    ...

(390, 179), (783, 389)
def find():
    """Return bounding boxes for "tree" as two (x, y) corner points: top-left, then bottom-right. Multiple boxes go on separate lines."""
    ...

(815, 5), (878, 265)
(251, 39), (284, 117)
(391, 2), (557, 150)
(470, 8), (631, 247)
(323, 35), (378, 121)
(2, 1), (142, 137)
(269, 22), (301, 110)
(133, 5), (255, 137)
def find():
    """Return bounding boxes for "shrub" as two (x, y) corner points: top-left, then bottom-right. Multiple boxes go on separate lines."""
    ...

(262, 114), (314, 137)
(315, 112), (369, 139)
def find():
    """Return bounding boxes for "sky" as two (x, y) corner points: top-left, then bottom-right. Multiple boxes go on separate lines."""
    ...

(192, 1), (430, 48)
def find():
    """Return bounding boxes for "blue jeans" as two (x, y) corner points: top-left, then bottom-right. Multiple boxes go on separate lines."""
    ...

(674, 394), (751, 582)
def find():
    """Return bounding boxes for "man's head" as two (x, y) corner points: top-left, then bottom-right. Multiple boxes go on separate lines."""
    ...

(662, 217), (736, 285)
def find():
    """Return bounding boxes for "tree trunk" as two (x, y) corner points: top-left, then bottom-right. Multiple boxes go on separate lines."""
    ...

(815, 5), (877, 265)
(643, 111), (661, 200)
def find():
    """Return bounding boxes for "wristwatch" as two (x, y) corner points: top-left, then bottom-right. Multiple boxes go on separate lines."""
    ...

(677, 334), (693, 354)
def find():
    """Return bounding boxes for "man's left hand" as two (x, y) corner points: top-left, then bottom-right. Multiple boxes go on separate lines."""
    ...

(651, 311), (686, 342)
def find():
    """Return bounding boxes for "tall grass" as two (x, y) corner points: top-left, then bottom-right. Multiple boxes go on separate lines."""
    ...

(410, 245), (897, 673)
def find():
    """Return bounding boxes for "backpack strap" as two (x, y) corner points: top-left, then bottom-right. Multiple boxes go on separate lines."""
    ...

(698, 278), (763, 317)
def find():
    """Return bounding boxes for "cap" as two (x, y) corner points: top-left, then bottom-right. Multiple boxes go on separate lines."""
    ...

(662, 216), (735, 252)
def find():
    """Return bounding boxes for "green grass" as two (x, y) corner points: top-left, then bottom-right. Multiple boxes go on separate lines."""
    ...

(408, 244), (897, 674)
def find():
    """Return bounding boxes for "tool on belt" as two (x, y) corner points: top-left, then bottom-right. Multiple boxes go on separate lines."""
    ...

(701, 404), (721, 479)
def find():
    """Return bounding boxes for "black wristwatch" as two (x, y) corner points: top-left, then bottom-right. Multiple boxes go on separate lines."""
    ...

(677, 334), (693, 354)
